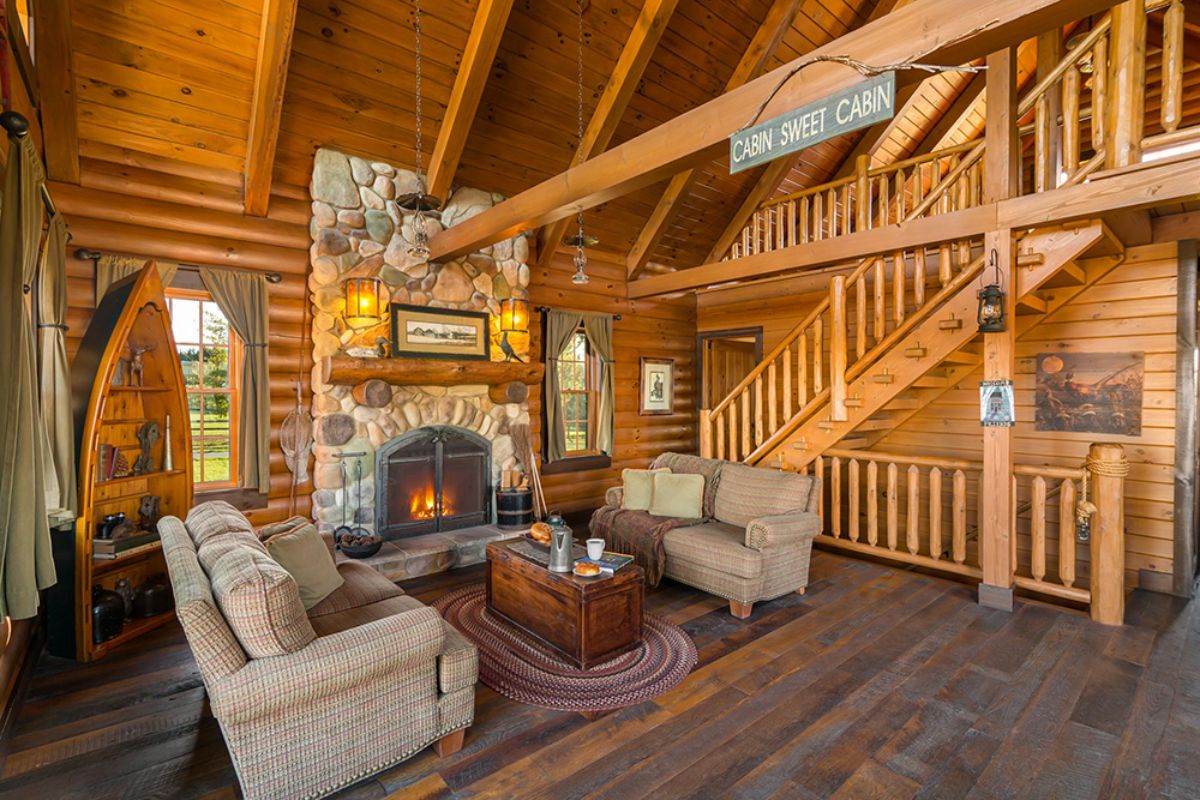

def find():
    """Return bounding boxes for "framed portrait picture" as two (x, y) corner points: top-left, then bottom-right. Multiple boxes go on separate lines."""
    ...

(390, 304), (491, 360)
(639, 357), (675, 415)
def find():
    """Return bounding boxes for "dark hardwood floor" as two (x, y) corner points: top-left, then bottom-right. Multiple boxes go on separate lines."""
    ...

(1, 551), (1197, 799)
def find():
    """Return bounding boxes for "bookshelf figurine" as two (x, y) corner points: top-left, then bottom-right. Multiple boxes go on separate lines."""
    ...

(133, 421), (160, 475)
(126, 342), (156, 387)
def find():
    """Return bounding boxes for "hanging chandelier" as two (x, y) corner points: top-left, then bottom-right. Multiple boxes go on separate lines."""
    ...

(565, 0), (597, 285)
(397, 0), (441, 261)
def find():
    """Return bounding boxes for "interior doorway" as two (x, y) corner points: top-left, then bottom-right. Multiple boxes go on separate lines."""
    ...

(697, 328), (763, 410)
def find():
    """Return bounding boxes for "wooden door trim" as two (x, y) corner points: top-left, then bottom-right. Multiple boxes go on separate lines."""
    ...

(1173, 239), (1198, 597)
(695, 327), (764, 412)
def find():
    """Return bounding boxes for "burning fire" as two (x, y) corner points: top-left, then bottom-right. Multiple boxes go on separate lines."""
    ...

(410, 483), (452, 519)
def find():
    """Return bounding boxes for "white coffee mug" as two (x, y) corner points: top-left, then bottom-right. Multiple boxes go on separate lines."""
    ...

(586, 538), (605, 560)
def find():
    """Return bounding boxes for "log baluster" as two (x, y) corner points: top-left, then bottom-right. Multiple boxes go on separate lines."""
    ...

(1031, 476), (1047, 581)
(886, 462), (899, 551)
(952, 469), (967, 564)
(929, 467), (943, 559)
(1059, 478), (1077, 587)
(867, 460), (879, 546)
(848, 459), (861, 542)
(907, 465), (920, 555)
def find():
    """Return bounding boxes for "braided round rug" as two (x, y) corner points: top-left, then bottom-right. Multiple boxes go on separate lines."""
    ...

(432, 584), (697, 712)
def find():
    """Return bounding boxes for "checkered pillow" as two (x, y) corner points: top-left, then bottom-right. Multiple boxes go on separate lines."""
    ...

(208, 544), (316, 658)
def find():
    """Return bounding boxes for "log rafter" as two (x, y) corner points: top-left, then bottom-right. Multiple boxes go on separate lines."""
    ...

(426, 0), (517, 204)
(244, 0), (300, 216)
(624, 0), (802, 279)
(534, 0), (681, 269)
(33, 0), (80, 183)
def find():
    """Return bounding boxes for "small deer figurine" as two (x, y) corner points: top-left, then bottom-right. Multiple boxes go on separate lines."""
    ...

(126, 342), (157, 387)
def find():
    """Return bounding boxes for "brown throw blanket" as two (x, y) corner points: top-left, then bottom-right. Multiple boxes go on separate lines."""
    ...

(589, 506), (700, 588)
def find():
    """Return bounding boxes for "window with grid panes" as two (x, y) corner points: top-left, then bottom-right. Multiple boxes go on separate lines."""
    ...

(557, 330), (601, 456)
(167, 290), (240, 488)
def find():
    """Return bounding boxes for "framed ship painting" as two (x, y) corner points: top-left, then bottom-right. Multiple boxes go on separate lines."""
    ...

(1034, 351), (1144, 436)
(390, 304), (490, 360)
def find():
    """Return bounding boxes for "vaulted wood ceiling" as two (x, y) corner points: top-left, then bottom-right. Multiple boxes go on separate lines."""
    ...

(53, 0), (1189, 273)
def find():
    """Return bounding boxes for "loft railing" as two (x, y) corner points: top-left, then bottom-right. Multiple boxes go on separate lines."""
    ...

(725, 0), (1192, 264)
(811, 444), (1128, 624)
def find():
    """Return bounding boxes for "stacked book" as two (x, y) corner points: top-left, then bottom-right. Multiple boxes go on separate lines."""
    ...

(574, 551), (635, 575)
(93, 532), (160, 560)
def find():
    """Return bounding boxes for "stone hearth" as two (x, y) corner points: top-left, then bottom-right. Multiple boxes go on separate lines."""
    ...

(337, 524), (522, 582)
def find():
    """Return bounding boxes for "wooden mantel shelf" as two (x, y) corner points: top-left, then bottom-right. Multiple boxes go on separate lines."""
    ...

(322, 356), (544, 388)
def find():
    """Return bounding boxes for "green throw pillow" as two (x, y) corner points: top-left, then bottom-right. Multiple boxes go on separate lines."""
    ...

(622, 468), (668, 511)
(648, 472), (705, 519)
(265, 524), (345, 610)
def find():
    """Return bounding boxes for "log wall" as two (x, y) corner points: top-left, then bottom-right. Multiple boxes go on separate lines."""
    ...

(697, 242), (1182, 589)
(529, 249), (698, 514)
(53, 170), (314, 528)
(52, 166), (698, 525)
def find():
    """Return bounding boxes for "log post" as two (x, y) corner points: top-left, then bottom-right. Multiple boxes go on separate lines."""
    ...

(699, 409), (712, 458)
(854, 154), (870, 232)
(1088, 442), (1128, 625)
(830, 275), (847, 422)
(488, 381), (528, 405)
(1105, 0), (1146, 168)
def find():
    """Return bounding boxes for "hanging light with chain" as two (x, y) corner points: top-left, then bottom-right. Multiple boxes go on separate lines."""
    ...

(397, 0), (441, 261)
(565, 0), (597, 285)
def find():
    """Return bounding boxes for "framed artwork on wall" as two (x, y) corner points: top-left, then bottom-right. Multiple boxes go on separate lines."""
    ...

(1034, 351), (1144, 436)
(639, 357), (675, 415)
(390, 304), (491, 360)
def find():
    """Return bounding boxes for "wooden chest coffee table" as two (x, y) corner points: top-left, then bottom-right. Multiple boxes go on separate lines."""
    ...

(485, 541), (644, 669)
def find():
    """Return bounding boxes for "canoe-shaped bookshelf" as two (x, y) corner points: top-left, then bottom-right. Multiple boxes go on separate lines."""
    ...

(70, 263), (193, 661)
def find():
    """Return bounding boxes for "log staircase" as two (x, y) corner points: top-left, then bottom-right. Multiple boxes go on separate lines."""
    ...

(700, 221), (1125, 468)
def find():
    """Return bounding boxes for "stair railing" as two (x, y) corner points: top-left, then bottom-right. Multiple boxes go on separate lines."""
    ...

(813, 443), (1129, 624)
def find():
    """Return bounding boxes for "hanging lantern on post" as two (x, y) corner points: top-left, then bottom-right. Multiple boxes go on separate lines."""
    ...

(563, 0), (597, 285)
(977, 247), (1007, 333)
(343, 277), (385, 331)
(498, 297), (530, 362)
(397, 0), (442, 263)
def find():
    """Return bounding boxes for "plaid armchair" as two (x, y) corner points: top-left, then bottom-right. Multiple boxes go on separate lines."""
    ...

(159, 505), (476, 800)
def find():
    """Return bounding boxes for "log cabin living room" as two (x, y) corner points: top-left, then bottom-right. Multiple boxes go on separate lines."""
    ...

(0, 0), (1198, 797)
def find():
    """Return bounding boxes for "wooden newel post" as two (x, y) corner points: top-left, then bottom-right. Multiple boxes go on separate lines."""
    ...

(699, 409), (712, 458)
(1088, 442), (1128, 625)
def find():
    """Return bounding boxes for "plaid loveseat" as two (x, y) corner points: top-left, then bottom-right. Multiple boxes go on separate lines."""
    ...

(158, 503), (476, 800)
(599, 453), (821, 617)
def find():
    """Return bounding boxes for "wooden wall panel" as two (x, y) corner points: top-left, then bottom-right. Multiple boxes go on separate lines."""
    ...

(529, 250), (698, 513)
(696, 243), (1183, 590)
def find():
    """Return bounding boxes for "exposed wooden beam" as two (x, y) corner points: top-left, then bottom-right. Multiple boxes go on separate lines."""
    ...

(536, 0), (680, 268)
(33, 0), (79, 183)
(244, 0), (299, 216)
(428, 0), (1117, 263)
(426, 0), (516, 204)
(625, 0), (801, 278)
(628, 153), (1200, 297)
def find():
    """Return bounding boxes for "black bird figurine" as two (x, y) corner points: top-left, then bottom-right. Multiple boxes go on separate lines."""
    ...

(499, 331), (525, 363)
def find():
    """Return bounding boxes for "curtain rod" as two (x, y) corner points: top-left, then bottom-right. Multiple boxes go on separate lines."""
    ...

(0, 111), (58, 217)
(535, 305), (621, 321)
(73, 248), (283, 284)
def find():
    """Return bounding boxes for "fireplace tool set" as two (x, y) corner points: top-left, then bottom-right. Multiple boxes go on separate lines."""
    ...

(334, 451), (381, 558)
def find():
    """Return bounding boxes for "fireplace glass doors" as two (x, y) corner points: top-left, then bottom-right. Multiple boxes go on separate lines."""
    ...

(376, 426), (491, 539)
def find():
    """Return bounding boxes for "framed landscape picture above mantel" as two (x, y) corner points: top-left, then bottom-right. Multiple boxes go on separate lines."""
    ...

(639, 357), (675, 415)
(390, 304), (491, 360)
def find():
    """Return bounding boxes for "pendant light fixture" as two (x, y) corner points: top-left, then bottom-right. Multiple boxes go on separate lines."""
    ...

(397, 0), (441, 261)
(565, 0), (597, 285)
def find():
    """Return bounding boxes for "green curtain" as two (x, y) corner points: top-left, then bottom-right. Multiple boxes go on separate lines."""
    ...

(544, 309), (584, 462)
(543, 308), (615, 461)
(0, 134), (56, 619)
(581, 313), (615, 456)
(96, 255), (176, 300)
(38, 214), (75, 516)
(199, 267), (270, 493)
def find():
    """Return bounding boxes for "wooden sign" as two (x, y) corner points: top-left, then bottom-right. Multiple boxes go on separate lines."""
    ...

(729, 72), (896, 174)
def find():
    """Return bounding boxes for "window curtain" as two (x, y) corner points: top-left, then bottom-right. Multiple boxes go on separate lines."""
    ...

(199, 267), (270, 493)
(543, 308), (614, 462)
(581, 313), (615, 456)
(0, 133), (56, 619)
(38, 214), (76, 516)
(95, 255), (176, 300)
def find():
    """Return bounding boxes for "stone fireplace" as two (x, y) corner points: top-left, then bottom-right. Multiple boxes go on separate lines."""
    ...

(306, 147), (533, 561)
(376, 426), (492, 539)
